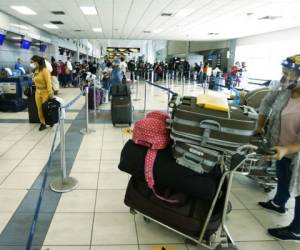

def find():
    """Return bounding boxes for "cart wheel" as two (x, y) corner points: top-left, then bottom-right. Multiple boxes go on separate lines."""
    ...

(143, 217), (151, 223)
(215, 243), (239, 250)
(113, 123), (116, 127)
(129, 208), (136, 215)
(129, 123), (131, 126)
(184, 238), (197, 245)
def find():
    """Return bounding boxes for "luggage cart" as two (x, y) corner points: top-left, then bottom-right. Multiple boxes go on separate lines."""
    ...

(125, 146), (257, 250)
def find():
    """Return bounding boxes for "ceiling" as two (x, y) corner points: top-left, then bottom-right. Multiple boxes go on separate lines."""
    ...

(1, 0), (300, 41)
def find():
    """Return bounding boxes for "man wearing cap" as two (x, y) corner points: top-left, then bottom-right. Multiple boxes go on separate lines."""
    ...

(257, 55), (300, 242)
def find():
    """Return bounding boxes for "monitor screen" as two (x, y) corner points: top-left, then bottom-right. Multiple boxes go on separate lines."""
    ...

(0, 34), (5, 45)
(40, 44), (47, 52)
(20, 39), (31, 49)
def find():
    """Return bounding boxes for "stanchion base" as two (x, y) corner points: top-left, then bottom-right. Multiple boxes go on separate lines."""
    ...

(50, 176), (79, 193)
(80, 128), (96, 135)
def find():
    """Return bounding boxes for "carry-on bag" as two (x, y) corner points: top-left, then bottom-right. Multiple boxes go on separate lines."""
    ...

(169, 96), (256, 152)
(27, 95), (39, 123)
(42, 98), (60, 126)
(111, 95), (132, 126)
(88, 85), (102, 109)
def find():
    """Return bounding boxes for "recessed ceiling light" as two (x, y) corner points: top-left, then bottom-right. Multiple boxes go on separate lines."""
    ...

(93, 28), (102, 32)
(175, 9), (194, 17)
(80, 6), (97, 15)
(43, 24), (59, 29)
(10, 36), (22, 40)
(153, 29), (162, 33)
(10, 6), (36, 15)
(51, 11), (65, 15)
(161, 13), (173, 17)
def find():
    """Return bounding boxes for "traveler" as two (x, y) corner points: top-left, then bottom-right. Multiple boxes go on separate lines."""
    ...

(65, 57), (73, 87)
(51, 57), (59, 94)
(30, 55), (53, 131)
(257, 55), (300, 242)
(14, 58), (26, 74)
(120, 57), (127, 79)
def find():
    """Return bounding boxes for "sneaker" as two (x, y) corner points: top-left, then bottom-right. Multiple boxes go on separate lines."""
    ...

(258, 200), (287, 215)
(268, 226), (300, 242)
(39, 124), (47, 131)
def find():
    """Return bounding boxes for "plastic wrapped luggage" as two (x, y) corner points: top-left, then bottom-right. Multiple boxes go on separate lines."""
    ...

(169, 96), (256, 153)
(42, 98), (60, 126)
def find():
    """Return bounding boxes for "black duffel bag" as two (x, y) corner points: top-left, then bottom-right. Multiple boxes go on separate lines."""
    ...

(42, 98), (60, 126)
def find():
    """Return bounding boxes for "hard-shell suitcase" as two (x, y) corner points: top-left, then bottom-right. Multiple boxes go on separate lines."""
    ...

(27, 95), (40, 123)
(42, 98), (60, 126)
(172, 141), (221, 174)
(124, 177), (224, 241)
(170, 96), (256, 152)
(111, 95), (132, 126)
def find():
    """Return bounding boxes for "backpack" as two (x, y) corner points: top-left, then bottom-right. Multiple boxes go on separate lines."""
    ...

(132, 112), (178, 203)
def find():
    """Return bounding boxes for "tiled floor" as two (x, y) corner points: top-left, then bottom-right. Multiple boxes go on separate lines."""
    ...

(0, 81), (298, 250)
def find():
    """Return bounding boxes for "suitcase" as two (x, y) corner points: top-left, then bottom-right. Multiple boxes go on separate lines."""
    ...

(88, 86), (102, 110)
(125, 177), (224, 241)
(27, 95), (40, 123)
(111, 84), (131, 97)
(170, 96), (256, 152)
(111, 95), (132, 126)
(172, 141), (221, 174)
(42, 98), (60, 126)
(0, 95), (26, 112)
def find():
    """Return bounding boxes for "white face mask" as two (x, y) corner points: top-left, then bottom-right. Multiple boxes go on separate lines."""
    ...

(30, 63), (36, 69)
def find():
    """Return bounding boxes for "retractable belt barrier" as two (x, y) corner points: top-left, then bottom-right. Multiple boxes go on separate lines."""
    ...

(26, 89), (89, 250)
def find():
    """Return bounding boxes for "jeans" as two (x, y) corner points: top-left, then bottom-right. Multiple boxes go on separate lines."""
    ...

(273, 157), (300, 233)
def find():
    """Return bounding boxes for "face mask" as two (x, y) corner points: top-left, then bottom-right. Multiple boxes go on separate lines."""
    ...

(30, 63), (36, 69)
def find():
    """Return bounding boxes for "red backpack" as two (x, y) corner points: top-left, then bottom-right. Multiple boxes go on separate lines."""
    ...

(132, 112), (178, 203)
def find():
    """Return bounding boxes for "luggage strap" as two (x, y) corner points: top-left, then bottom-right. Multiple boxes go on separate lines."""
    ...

(144, 149), (179, 204)
(173, 117), (254, 136)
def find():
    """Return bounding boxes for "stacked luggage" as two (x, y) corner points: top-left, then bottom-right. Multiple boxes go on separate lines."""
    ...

(118, 105), (260, 249)
(111, 84), (132, 126)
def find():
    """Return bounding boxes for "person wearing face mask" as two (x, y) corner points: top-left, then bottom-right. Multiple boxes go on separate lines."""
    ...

(257, 55), (300, 242)
(30, 55), (53, 131)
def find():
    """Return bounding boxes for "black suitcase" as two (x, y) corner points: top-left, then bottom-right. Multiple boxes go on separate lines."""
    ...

(111, 84), (131, 97)
(125, 177), (224, 241)
(42, 98), (60, 126)
(111, 95), (132, 126)
(27, 95), (40, 123)
(0, 95), (26, 112)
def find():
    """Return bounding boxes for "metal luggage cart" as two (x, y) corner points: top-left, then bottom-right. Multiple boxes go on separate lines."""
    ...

(128, 146), (257, 250)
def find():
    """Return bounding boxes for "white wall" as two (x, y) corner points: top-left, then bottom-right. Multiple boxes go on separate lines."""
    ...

(235, 27), (300, 80)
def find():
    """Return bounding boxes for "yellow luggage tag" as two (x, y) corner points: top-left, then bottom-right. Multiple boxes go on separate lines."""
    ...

(196, 94), (229, 112)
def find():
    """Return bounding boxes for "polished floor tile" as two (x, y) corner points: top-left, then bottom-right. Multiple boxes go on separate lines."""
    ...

(43, 213), (94, 245)
(95, 189), (128, 212)
(92, 213), (138, 245)
(98, 172), (129, 189)
(0, 190), (27, 212)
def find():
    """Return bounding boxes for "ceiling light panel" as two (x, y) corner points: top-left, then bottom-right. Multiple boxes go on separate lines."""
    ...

(153, 29), (162, 33)
(43, 24), (59, 29)
(93, 28), (102, 32)
(80, 6), (97, 15)
(175, 8), (194, 17)
(10, 6), (37, 15)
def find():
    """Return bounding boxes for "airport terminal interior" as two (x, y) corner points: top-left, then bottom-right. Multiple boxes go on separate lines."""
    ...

(1, 0), (300, 250)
